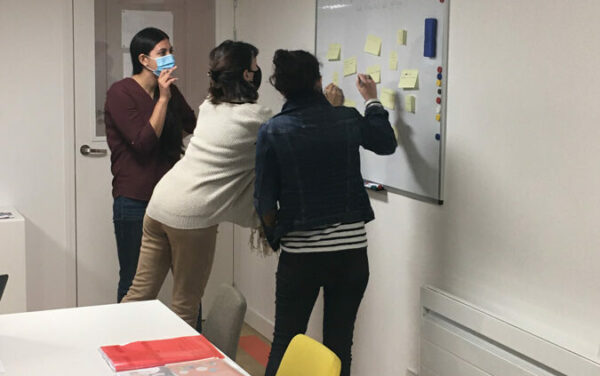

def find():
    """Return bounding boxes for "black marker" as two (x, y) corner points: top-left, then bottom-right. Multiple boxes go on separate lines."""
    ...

(358, 74), (372, 87)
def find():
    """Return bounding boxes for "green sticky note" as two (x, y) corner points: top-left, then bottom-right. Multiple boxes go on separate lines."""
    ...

(380, 88), (396, 110)
(326, 43), (341, 61)
(389, 51), (398, 71)
(397, 29), (407, 45)
(364, 35), (382, 56)
(405, 95), (416, 113)
(333, 72), (339, 85)
(398, 69), (419, 89)
(367, 65), (381, 83)
(343, 57), (357, 76)
(344, 99), (357, 108)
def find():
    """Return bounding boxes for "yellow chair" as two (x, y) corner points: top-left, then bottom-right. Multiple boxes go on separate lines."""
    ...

(276, 334), (342, 376)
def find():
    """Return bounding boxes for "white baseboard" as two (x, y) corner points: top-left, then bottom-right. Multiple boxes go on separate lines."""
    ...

(244, 306), (274, 342)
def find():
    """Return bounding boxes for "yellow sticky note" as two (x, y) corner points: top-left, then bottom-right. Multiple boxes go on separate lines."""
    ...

(389, 51), (398, 71)
(398, 69), (419, 89)
(333, 72), (339, 85)
(367, 65), (381, 84)
(380, 88), (396, 110)
(397, 29), (407, 45)
(344, 99), (356, 108)
(364, 35), (382, 56)
(405, 95), (416, 113)
(326, 43), (341, 61)
(343, 57), (357, 76)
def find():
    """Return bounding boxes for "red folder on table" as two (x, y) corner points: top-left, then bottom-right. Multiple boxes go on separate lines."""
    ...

(100, 335), (224, 372)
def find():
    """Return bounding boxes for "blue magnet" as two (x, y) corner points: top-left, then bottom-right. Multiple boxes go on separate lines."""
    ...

(424, 18), (437, 58)
(435, 133), (441, 140)
(437, 73), (443, 80)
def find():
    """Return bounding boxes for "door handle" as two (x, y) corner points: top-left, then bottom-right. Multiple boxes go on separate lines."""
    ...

(80, 144), (107, 156)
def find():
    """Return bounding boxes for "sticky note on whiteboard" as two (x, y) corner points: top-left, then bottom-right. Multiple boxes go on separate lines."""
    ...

(344, 99), (356, 108)
(405, 95), (416, 113)
(343, 57), (357, 76)
(367, 65), (381, 83)
(398, 69), (419, 89)
(397, 29), (407, 45)
(326, 43), (341, 61)
(389, 51), (398, 70)
(380, 88), (396, 110)
(364, 35), (382, 56)
(333, 71), (339, 85)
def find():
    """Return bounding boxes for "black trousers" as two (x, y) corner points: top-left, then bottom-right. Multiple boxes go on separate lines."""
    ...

(265, 248), (369, 376)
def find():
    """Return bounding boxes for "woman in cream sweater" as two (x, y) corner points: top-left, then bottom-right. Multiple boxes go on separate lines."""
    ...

(122, 40), (272, 328)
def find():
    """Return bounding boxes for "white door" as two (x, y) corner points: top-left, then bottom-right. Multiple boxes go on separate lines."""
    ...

(73, 0), (231, 317)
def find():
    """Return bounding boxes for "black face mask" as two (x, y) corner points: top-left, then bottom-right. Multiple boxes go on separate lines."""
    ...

(249, 66), (262, 90)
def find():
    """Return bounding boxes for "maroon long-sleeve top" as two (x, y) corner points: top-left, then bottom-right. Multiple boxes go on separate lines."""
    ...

(105, 77), (196, 201)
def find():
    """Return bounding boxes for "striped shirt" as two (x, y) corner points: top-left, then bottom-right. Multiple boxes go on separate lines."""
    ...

(280, 221), (367, 253)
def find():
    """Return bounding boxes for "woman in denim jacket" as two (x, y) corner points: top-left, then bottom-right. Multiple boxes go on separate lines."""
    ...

(254, 50), (397, 376)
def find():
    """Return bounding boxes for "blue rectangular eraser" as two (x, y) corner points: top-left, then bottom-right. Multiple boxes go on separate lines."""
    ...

(424, 18), (437, 58)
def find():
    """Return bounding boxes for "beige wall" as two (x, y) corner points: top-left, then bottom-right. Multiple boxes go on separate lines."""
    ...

(0, 0), (76, 310)
(227, 0), (600, 374)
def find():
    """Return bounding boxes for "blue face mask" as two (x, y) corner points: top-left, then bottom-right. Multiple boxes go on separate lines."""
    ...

(148, 54), (175, 76)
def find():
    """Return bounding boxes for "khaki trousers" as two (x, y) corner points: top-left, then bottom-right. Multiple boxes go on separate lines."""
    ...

(122, 215), (218, 327)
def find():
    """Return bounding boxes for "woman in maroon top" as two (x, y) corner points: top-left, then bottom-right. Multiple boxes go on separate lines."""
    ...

(104, 27), (195, 306)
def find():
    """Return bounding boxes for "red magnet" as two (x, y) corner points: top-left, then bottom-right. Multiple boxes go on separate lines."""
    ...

(436, 97), (442, 104)
(437, 66), (443, 73)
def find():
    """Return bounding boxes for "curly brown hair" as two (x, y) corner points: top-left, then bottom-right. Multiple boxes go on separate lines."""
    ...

(270, 49), (321, 99)
(208, 40), (259, 104)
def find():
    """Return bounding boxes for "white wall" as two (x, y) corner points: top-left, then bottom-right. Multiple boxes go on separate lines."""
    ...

(2, 0), (598, 373)
(0, 0), (76, 311)
(220, 0), (327, 341)
(227, 0), (600, 374)
(439, 0), (600, 361)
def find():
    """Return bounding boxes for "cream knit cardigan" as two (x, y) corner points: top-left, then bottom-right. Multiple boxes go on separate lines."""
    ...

(146, 99), (273, 229)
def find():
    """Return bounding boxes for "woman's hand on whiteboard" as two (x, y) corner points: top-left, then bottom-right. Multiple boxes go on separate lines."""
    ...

(356, 73), (377, 101)
(324, 83), (344, 107)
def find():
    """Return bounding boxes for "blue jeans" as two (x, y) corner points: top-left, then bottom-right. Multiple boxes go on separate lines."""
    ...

(113, 196), (148, 303)
(112, 196), (204, 331)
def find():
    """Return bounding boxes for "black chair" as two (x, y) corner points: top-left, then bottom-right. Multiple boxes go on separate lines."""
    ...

(0, 274), (8, 301)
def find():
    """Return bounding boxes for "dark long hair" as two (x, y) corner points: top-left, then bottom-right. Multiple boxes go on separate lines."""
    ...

(208, 40), (259, 104)
(130, 27), (183, 163)
(270, 49), (321, 99)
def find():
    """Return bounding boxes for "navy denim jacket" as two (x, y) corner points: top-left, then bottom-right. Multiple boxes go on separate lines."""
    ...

(254, 93), (397, 250)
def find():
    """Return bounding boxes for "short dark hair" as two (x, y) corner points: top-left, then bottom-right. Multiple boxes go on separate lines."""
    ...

(208, 40), (259, 104)
(129, 27), (170, 75)
(270, 50), (321, 99)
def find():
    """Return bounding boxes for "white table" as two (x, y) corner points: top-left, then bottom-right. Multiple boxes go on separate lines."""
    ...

(0, 208), (26, 314)
(0, 300), (250, 375)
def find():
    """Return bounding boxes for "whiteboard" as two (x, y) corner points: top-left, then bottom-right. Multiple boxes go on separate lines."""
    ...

(316, 0), (449, 203)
